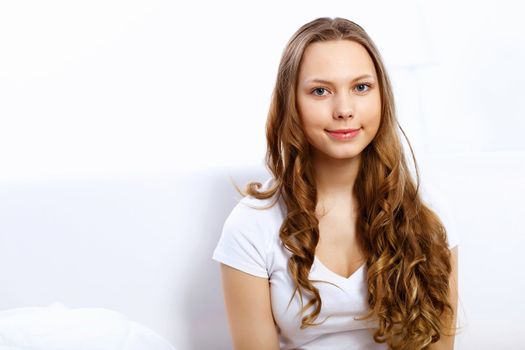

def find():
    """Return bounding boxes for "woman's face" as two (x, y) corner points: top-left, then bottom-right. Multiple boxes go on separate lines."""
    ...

(296, 39), (381, 162)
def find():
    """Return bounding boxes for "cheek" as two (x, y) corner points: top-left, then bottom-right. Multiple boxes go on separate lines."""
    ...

(361, 97), (382, 129)
(298, 98), (325, 127)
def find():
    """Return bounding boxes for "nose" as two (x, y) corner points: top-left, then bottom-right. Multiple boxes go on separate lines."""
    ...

(332, 93), (354, 120)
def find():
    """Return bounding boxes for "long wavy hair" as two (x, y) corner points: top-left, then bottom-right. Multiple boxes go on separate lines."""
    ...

(233, 17), (457, 350)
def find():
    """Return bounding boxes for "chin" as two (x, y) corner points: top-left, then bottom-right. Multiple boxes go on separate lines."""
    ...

(328, 152), (362, 160)
(312, 145), (364, 161)
(334, 147), (364, 157)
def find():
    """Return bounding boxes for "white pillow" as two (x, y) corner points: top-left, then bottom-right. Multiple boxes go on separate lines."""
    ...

(0, 302), (177, 350)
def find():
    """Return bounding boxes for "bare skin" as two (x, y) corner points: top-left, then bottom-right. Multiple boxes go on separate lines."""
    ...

(315, 197), (366, 279)
(296, 39), (381, 278)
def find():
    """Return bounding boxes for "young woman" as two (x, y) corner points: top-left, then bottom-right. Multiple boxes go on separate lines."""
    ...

(212, 17), (459, 350)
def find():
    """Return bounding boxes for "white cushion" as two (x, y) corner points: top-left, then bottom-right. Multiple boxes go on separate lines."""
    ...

(0, 303), (176, 350)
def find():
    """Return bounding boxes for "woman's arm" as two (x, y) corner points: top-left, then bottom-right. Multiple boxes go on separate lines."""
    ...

(220, 263), (280, 350)
(429, 245), (459, 350)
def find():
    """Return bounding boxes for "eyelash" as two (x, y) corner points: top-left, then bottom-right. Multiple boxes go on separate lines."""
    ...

(311, 82), (372, 96)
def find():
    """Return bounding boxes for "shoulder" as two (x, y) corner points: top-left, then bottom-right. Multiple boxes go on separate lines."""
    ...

(213, 176), (283, 278)
(227, 176), (283, 231)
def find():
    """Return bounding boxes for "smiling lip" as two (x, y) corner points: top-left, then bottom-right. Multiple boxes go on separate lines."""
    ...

(326, 128), (360, 133)
(326, 128), (360, 140)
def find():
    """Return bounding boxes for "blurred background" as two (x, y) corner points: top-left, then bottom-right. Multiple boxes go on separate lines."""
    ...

(0, 0), (524, 349)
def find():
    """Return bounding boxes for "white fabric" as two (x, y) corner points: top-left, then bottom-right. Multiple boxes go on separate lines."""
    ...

(0, 302), (177, 350)
(212, 177), (460, 349)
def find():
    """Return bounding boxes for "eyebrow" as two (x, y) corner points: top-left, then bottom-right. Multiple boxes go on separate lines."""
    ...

(303, 74), (375, 85)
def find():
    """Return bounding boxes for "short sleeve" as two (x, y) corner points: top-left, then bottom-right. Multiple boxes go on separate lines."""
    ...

(421, 184), (461, 250)
(212, 201), (270, 278)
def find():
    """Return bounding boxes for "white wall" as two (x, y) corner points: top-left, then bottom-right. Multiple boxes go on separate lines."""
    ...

(0, 0), (524, 349)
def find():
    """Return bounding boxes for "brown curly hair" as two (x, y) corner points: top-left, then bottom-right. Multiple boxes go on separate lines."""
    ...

(233, 17), (457, 350)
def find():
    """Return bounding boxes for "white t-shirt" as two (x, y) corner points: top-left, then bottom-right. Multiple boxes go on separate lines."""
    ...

(212, 177), (460, 350)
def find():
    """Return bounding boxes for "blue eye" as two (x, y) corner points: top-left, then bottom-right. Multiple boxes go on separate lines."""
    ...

(312, 87), (328, 96)
(355, 83), (371, 93)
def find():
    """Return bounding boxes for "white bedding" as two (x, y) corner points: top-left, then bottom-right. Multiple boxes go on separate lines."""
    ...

(0, 303), (177, 350)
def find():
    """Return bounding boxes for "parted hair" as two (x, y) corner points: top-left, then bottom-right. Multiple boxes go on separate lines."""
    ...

(234, 17), (457, 350)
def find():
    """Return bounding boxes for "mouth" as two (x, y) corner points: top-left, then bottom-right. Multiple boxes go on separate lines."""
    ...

(325, 128), (360, 140)
(325, 128), (360, 133)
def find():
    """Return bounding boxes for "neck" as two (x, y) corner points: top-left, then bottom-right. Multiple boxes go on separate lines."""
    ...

(312, 150), (361, 206)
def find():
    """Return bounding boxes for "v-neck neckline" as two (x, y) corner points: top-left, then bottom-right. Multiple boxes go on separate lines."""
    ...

(313, 255), (366, 285)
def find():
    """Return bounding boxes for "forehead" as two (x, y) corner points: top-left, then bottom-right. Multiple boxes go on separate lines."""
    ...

(298, 40), (376, 80)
